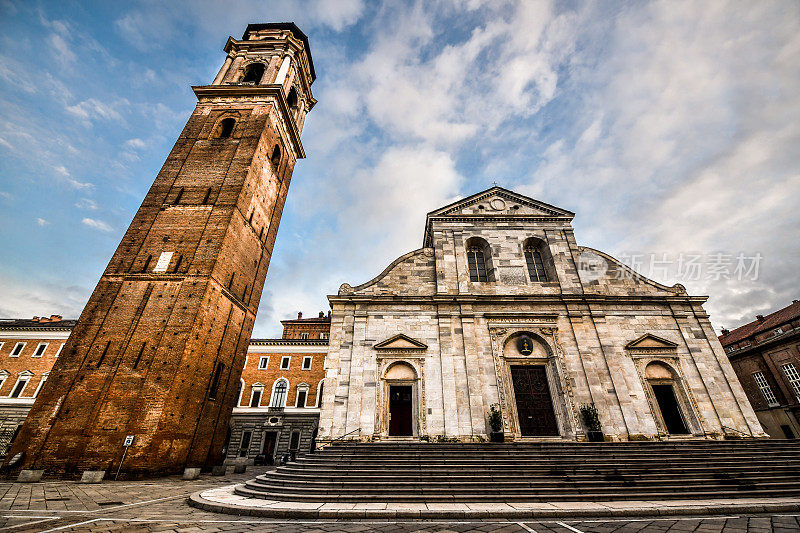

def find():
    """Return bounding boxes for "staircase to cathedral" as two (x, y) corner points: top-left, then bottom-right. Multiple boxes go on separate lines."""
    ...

(236, 440), (800, 502)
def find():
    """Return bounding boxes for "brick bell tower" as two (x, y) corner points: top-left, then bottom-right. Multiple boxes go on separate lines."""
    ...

(7, 23), (316, 478)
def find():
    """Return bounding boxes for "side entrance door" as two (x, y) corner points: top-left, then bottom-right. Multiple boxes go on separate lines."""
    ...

(511, 365), (559, 436)
(651, 384), (689, 434)
(389, 385), (413, 436)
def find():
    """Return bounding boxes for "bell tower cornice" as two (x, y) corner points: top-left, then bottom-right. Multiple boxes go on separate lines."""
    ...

(192, 85), (306, 159)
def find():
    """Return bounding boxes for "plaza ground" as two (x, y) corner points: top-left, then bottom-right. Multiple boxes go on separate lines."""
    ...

(0, 468), (798, 532)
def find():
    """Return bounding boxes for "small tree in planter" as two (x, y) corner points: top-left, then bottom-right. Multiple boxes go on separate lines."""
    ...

(488, 404), (504, 442)
(580, 403), (604, 442)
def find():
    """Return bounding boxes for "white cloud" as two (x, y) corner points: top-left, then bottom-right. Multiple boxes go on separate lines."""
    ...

(124, 138), (146, 149)
(48, 33), (76, 67)
(53, 165), (92, 189)
(75, 198), (98, 210)
(81, 217), (113, 232)
(37, 218), (49, 226)
(66, 98), (125, 122)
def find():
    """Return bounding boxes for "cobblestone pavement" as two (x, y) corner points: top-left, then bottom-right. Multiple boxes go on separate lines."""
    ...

(0, 472), (798, 532)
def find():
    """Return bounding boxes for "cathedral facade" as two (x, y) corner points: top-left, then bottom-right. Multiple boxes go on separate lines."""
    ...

(318, 187), (765, 442)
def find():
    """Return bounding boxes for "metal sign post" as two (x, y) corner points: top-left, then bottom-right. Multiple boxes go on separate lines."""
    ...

(115, 435), (134, 480)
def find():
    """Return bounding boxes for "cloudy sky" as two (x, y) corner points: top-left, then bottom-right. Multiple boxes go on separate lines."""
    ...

(0, 0), (797, 337)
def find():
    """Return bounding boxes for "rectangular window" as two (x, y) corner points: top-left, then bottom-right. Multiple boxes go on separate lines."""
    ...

(10, 342), (25, 357)
(280, 356), (290, 370)
(296, 389), (307, 407)
(55, 343), (64, 357)
(239, 430), (251, 457)
(33, 343), (48, 357)
(250, 389), (262, 407)
(10, 377), (29, 398)
(320, 332), (328, 339)
(289, 430), (301, 451)
(302, 356), (312, 370)
(153, 251), (174, 272)
(300, 332), (309, 339)
(782, 363), (800, 402)
(258, 356), (269, 369)
(753, 371), (779, 406)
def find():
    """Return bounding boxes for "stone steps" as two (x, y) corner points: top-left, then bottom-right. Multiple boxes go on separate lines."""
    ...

(235, 440), (800, 502)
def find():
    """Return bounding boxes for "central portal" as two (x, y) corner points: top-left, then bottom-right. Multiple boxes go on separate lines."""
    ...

(511, 365), (559, 436)
(389, 385), (413, 436)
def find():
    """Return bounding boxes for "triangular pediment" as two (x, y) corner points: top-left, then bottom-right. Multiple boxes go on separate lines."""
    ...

(374, 334), (428, 350)
(626, 334), (678, 350)
(427, 187), (574, 218)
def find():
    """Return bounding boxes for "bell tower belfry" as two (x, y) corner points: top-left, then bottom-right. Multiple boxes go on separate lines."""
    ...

(7, 23), (316, 478)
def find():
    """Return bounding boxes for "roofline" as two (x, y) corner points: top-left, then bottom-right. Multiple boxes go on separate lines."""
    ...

(242, 22), (316, 82)
(425, 186), (576, 218)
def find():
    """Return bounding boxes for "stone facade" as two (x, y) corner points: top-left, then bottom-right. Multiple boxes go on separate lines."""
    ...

(6, 23), (316, 478)
(319, 187), (765, 443)
(721, 300), (800, 439)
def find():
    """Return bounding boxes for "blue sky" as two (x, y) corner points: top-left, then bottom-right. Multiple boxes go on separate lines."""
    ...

(1, 0), (798, 337)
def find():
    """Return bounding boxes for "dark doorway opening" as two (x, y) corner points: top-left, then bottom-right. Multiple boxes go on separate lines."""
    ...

(511, 365), (559, 436)
(238, 430), (252, 457)
(780, 424), (795, 439)
(652, 384), (689, 434)
(261, 432), (277, 464)
(389, 385), (413, 436)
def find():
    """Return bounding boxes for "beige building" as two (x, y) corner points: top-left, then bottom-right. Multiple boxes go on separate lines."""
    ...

(318, 187), (765, 442)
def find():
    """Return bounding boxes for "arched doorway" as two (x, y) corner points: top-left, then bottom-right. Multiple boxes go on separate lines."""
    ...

(645, 361), (689, 435)
(503, 333), (559, 437)
(384, 362), (417, 437)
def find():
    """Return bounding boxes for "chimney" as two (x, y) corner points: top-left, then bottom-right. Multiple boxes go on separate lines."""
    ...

(721, 328), (730, 336)
(50, 314), (62, 322)
(297, 311), (302, 319)
(319, 311), (324, 318)
(756, 314), (765, 321)
(327, 310), (331, 318)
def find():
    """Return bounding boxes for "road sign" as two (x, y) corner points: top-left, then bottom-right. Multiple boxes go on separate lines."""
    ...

(123, 435), (134, 447)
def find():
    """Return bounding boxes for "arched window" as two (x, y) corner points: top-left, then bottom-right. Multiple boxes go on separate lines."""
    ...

(523, 238), (555, 283)
(270, 145), (281, 167)
(270, 378), (288, 407)
(465, 237), (492, 282)
(525, 248), (547, 281)
(215, 117), (236, 138)
(241, 63), (265, 84)
(287, 87), (298, 112)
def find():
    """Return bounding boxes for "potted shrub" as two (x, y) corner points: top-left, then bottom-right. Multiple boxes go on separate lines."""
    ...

(580, 403), (604, 442)
(488, 404), (504, 442)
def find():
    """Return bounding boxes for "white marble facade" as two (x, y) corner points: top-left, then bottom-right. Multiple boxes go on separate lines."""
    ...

(318, 187), (765, 442)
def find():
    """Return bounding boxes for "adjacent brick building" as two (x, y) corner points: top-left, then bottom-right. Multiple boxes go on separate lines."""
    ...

(0, 316), (75, 455)
(720, 300), (800, 439)
(0, 312), (329, 465)
(227, 312), (329, 464)
(6, 23), (317, 479)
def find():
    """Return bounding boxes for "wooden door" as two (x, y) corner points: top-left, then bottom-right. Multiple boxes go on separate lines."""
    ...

(389, 385), (413, 436)
(511, 366), (559, 436)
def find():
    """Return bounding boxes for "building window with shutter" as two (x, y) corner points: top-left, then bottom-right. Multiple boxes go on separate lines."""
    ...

(782, 363), (800, 402)
(753, 371), (779, 406)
